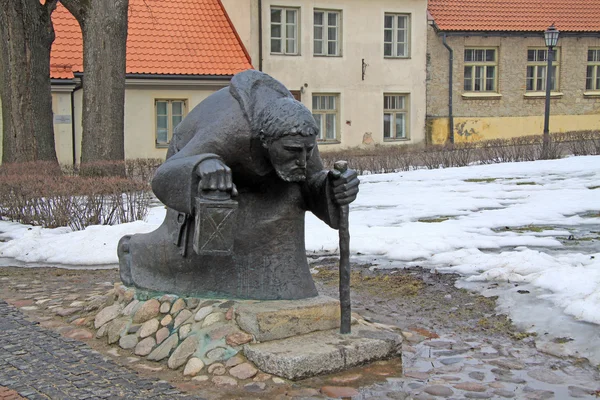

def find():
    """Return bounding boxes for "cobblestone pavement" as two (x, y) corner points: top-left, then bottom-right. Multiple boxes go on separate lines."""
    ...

(0, 300), (204, 400)
(1, 267), (600, 399)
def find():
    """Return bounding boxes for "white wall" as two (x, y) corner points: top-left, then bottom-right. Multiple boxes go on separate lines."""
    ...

(222, 0), (428, 149)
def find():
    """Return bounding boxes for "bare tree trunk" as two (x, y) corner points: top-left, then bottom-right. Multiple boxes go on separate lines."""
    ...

(61, 0), (128, 172)
(0, 0), (58, 163)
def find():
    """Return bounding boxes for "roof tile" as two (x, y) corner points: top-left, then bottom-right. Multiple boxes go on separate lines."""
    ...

(50, 0), (252, 79)
(429, 0), (600, 32)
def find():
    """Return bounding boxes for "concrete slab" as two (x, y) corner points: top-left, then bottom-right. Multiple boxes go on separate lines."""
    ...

(243, 325), (402, 380)
(235, 295), (340, 341)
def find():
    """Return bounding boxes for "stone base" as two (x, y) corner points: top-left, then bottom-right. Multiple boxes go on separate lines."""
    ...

(89, 285), (402, 381)
(244, 325), (403, 380)
(235, 295), (341, 342)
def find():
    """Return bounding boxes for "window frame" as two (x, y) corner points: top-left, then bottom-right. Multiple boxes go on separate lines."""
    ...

(311, 93), (339, 142)
(313, 9), (342, 57)
(526, 47), (560, 92)
(383, 93), (410, 140)
(586, 48), (600, 91)
(155, 99), (187, 147)
(383, 13), (410, 58)
(463, 47), (498, 93)
(270, 6), (300, 55)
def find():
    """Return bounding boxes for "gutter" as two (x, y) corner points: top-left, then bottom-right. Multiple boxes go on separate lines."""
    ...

(71, 80), (83, 165)
(258, 0), (263, 71)
(442, 34), (454, 144)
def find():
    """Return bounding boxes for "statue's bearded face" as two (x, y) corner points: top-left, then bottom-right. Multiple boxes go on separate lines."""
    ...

(265, 135), (316, 182)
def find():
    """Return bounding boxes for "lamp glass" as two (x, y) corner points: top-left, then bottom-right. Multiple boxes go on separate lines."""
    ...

(544, 25), (559, 47)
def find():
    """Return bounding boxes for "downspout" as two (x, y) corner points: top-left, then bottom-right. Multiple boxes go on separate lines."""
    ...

(442, 33), (454, 144)
(258, 0), (263, 71)
(71, 81), (83, 165)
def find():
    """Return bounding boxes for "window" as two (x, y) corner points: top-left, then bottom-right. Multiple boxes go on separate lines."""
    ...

(271, 7), (298, 55)
(384, 14), (409, 58)
(312, 94), (338, 141)
(383, 94), (408, 139)
(526, 48), (560, 91)
(314, 10), (340, 56)
(464, 48), (497, 92)
(156, 100), (186, 146)
(586, 49), (600, 91)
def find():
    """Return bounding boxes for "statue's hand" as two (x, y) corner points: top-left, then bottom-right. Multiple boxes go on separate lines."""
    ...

(328, 168), (359, 206)
(196, 158), (236, 194)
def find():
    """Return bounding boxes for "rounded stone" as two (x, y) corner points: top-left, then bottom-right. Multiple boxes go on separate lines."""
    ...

(225, 355), (245, 368)
(107, 317), (131, 344)
(206, 347), (227, 362)
(179, 324), (192, 339)
(253, 373), (272, 382)
(167, 336), (198, 370)
(96, 323), (108, 338)
(469, 371), (486, 381)
(229, 363), (258, 380)
(94, 304), (122, 329)
(527, 369), (565, 384)
(208, 363), (226, 375)
(135, 337), (156, 356)
(121, 299), (140, 316)
(139, 318), (160, 338)
(192, 375), (209, 382)
(174, 309), (193, 328)
(424, 385), (454, 397)
(156, 327), (170, 344)
(212, 376), (237, 387)
(244, 382), (266, 392)
(272, 377), (285, 384)
(194, 306), (213, 321)
(321, 386), (359, 398)
(170, 298), (187, 315)
(183, 357), (205, 376)
(202, 312), (225, 327)
(454, 382), (488, 392)
(226, 332), (253, 346)
(132, 299), (160, 324)
(147, 333), (179, 361)
(161, 314), (173, 326)
(160, 302), (171, 314)
(119, 334), (139, 349)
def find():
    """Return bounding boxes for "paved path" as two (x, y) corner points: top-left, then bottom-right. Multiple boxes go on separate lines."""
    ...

(0, 300), (204, 400)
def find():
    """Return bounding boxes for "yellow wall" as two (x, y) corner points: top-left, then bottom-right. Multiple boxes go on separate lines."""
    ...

(122, 84), (225, 160)
(428, 114), (600, 145)
(52, 91), (75, 164)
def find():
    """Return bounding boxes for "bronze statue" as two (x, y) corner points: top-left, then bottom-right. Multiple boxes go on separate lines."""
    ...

(118, 70), (359, 300)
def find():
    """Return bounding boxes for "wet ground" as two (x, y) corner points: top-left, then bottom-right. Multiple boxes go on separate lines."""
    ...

(1, 262), (599, 399)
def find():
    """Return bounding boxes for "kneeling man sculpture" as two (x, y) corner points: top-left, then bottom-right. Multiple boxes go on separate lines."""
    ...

(118, 70), (359, 300)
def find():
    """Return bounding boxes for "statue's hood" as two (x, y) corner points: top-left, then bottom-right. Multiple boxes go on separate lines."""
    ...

(229, 70), (293, 133)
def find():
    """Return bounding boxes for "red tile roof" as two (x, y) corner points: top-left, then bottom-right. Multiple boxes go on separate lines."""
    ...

(51, 0), (252, 79)
(428, 0), (600, 32)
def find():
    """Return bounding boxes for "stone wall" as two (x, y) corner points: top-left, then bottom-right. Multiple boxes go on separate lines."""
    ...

(426, 25), (600, 143)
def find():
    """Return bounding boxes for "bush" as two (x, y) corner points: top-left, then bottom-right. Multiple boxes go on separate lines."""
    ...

(0, 162), (152, 230)
(321, 130), (598, 174)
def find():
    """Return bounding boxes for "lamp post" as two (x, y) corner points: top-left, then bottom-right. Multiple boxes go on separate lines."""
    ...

(542, 24), (559, 159)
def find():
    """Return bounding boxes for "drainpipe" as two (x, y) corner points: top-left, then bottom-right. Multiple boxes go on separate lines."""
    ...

(258, 0), (263, 71)
(71, 81), (82, 165)
(442, 33), (454, 144)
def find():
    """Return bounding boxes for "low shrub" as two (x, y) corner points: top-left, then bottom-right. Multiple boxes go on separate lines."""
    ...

(0, 162), (152, 230)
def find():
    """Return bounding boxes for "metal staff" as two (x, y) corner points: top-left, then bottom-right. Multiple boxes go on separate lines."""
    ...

(334, 160), (351, 334)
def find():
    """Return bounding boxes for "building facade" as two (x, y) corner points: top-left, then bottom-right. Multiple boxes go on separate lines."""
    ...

(427, 0), (600, 144)
(221, 0), (428, 150)
(0, 0), (252, 165)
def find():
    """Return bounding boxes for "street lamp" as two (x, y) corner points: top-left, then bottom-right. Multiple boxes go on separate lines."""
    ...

(542, 24), (559, 159)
